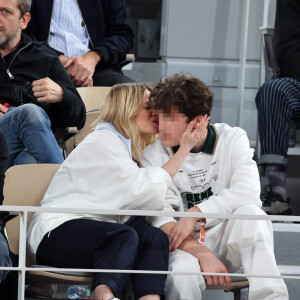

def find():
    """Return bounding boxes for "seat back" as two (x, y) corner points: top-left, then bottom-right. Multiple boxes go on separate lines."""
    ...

(3, 164), (60, 262)
(65, 87), (111, 155)
(77, 86), (111, 112)
(73, 110), (101, 146)
(262, 29), (280, 81)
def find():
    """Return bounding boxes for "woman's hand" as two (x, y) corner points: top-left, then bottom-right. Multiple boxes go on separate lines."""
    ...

(161, 115), (210, 178)
(180, 115), (210, 152)
(169, 206), (201, 251)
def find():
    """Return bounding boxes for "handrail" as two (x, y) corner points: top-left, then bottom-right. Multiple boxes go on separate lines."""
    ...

(1, 205), (300, 222)
(1, 205), (299, 300)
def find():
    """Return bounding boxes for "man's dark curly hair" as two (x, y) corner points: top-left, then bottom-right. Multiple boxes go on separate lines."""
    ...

(150, 73), (214, 122)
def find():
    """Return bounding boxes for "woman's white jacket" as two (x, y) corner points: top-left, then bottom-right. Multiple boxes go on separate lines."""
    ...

(27, 122), (178, 260)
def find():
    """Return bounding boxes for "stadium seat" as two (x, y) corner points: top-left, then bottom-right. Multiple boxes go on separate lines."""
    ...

(77, 86), (111, 112)
(206, 277), (249, 299)
(2, 164), (93, 298)
(65, 87), (111, 155)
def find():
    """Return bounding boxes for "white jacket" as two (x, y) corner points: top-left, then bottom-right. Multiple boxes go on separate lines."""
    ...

(141, 123), (262, 229)
(27, 122), (174, 259)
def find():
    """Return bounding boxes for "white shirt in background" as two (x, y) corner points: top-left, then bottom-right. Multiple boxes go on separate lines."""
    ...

(48, 0), (90, 57)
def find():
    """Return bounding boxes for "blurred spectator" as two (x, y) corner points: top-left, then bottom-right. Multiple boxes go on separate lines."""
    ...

(0, 131), (11, 284)
(0, 232), (10, 284)
(255, 0), (300, 215)
(0, 131), (7, 205)
(0, 0), (86, 169)
(25, 0), (135, 87)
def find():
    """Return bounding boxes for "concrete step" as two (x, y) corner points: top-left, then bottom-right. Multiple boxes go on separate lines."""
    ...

(274, 223), (300, 300)
(273, 223), (300, 265)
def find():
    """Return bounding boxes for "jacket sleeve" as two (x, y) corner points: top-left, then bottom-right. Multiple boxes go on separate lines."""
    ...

(140, 150), (183, 228)
(92, 0), (134, 66)
(41, 131), (174, 215)
(196, 131), (262, 226)
(275, 0), (300, 81)
(85, 132), (173, 211)
(47, 56), (86, 130)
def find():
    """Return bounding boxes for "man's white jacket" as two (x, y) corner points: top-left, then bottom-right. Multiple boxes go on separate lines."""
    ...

(141, 123), (262, 229)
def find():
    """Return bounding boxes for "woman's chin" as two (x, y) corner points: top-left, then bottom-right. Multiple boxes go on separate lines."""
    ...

(140, 130), (157, 137)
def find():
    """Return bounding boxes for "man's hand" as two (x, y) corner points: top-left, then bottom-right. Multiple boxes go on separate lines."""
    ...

(169, 206), (201, 251)
(0, 104), (8, 116)
(196, 248), (231, 291)
(64, 51), (100, 87)
(58, 54), (68, 65)
(32, 78), (64, 103)
(161, 222), (232, 291)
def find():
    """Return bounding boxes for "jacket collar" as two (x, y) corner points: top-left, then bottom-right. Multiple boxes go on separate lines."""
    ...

(0, 33), (30, 57)
(18, 33), (33, 48)
(95, 121), (132, 157)
(200, 124), (218, 154)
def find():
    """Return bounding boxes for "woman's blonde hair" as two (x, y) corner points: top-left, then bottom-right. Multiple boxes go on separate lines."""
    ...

(95, 83), (156, 163)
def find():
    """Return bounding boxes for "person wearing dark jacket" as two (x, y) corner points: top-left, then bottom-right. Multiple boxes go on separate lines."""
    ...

(0, 131), (11, 284)
(25, 0), (134, 87)
(255, 0), (300, 215)
(0, 0), (86, 169)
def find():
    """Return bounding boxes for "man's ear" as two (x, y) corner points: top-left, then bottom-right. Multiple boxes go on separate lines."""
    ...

(20, 13), (31, 30)
(193, 116), (203, 128)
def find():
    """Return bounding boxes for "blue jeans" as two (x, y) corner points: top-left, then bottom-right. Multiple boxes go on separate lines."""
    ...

(0, 232), (11, 283)
(0, 104), (63, 169)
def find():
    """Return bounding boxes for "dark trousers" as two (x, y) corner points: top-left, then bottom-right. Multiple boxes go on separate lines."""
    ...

(0, 130), (8, 205)
(255, 77), (300, 166)
(0, 129), (10, 282)
(36, 217), (169, 299)
(93, 67), (134, 87)
(0, 130), (16, 300)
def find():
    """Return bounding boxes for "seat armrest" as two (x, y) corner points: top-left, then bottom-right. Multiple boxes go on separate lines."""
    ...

(263, 32), (280, 79)
(119, 54), (135, 68)
(0, 211), (18, 226)
(55, 127), (78, 142)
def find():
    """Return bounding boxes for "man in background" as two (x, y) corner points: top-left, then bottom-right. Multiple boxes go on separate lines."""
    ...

(255, 0), (300, 215)
(0, 0), (85, 168)
(25, 0), (135, 87)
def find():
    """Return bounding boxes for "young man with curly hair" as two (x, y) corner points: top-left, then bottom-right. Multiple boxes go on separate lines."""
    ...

(141, 74), (288, 300)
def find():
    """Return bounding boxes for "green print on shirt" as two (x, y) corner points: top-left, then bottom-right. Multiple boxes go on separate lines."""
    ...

(182, 187), (213, 209)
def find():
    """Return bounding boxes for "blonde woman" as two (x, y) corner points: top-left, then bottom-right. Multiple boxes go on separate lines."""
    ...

(27, 83), (209, 300)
